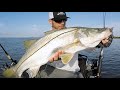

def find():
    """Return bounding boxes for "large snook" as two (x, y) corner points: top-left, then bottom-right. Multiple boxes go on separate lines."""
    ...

(3, 27), (113, 78)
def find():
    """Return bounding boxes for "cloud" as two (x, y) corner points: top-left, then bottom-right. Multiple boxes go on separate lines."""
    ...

(0, 22), (5, 28)
(106, 22), (120, 36)
(0, 32), (15, 37)
(31, 24), (39, 31)
(30, 24), (50, 36)
(0, 32), (9, 35)
(67, 21), (120, 37)
(14, 24), (51, 37)
(67, 22), (103, 28)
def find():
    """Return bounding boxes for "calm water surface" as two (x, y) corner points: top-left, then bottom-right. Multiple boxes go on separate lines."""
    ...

(0, 38), (120, 78)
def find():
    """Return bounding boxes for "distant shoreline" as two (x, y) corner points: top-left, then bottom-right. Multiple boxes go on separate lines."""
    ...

(0, 36), (120, 39)
(113, 36), (120, 39)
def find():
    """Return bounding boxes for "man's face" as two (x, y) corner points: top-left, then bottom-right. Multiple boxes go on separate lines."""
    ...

(49, 19), (67, 30)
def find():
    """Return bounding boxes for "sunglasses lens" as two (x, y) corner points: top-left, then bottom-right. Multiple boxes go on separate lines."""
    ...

(55, 20), (63, 23)
(52, 19), (67, 23)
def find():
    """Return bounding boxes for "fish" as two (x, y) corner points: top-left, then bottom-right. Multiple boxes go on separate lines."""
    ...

(3, 27), (113, 78)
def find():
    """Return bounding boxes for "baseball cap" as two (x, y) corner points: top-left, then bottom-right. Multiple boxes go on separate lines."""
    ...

(49, 12), (70, 20)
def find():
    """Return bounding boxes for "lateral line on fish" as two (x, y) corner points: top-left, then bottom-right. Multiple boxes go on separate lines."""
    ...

(16, 28), (78, 72)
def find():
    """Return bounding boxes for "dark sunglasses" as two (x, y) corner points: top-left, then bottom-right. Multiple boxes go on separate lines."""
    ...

(52, 19), (67, 23)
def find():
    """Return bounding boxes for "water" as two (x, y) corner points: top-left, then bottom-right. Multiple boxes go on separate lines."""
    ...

(0, 38), (120, 78)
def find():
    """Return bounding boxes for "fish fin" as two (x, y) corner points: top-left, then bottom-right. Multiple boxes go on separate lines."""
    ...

(44, 30), (58, 35)
(44, 28), (67, 35)
(24, 39), (37, 50)
(60, 53), (74, 64)
(73, 38), (79, 43)
(3, 68), (16, 78)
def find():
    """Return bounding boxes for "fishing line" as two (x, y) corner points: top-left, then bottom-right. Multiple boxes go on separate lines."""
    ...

(97, 12), (106, 78)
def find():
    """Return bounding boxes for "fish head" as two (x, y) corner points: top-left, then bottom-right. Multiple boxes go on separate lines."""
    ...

(77, 27), (113, 48)
(97, 27), (113, 38)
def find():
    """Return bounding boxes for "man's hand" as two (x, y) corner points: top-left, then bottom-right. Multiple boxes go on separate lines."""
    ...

(102, 35), (113, 47)
(101, 38), (109, 45)
(49, 50), (64, 62)
(97, 35), (113, 48)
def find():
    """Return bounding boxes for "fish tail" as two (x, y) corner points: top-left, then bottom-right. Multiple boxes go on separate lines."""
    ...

(3, 68), (16, 78)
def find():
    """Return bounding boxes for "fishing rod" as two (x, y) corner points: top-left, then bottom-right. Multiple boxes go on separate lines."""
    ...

(103, 12), (106, 28)
(97, 47), (104, 78)
(96, 12), (106, 78)
(0, 43), (17, 66)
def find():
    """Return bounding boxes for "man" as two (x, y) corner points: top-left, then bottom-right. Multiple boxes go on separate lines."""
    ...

(35, 12), (111, 78)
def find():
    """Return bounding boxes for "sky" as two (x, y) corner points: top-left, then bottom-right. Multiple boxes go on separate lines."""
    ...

(0, 12), (120, 37)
